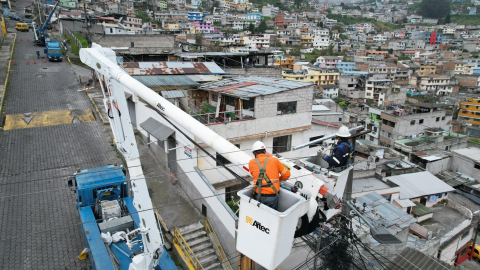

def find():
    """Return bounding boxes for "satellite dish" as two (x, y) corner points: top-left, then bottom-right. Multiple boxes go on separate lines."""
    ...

(367, 155), (376, 166)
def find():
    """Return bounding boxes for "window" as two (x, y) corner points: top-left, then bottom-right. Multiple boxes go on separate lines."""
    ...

(475, 163), (480, 170)
(309, 135), (325, 148)
(277, 101), (297, 115)
(339, 118), (342, 121)
(243, 99), (255, 110)
(225, 96), (236, 106)
(410, 120), (416, 125)
(442, 116), (446, 120)
(370, 135), (374, 141)
(419, 119), (424, 124)
(212, 93), (218, 101)
(273, 135), (292, 153)
(436, 117), (440, 122)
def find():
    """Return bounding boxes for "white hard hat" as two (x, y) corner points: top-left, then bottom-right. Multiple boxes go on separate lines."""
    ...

(336, 126), (351, 138)
(252, 141), (266, 152)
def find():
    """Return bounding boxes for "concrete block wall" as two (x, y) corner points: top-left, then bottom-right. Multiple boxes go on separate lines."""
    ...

(450, 153), (480, 180)
(426, 157), (451, 175)
(255, 86), (314, 119)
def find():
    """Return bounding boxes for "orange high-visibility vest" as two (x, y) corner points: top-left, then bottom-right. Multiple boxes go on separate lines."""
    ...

(248, 154), (290, 195)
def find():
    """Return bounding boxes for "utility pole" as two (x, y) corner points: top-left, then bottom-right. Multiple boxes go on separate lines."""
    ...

(37, 0), (43, 25)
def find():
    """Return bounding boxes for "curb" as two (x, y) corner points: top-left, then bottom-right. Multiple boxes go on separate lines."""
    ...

(0, 33), (17, 119)
(85, 89), (108, 126)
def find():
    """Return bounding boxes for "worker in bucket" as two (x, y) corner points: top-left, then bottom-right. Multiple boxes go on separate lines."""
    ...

(248, 141), (291, 210)
(320, 126), (354, 169)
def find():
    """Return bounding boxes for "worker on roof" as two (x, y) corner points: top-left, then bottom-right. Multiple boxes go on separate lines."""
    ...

(248, 141), (291, 210)
(320, 126), (354, 168)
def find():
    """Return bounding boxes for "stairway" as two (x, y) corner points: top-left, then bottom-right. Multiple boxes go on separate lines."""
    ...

(177, 222), (224, 270)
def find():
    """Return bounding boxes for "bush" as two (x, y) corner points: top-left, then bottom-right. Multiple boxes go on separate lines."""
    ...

(227, 199), (240, 216)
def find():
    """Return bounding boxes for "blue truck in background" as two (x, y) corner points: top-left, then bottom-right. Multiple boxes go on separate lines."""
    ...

(44, 39), (63, 61)
(68, 165), (177, 270)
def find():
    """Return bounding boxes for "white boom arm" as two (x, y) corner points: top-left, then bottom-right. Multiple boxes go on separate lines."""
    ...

(80, 45), (164, 270)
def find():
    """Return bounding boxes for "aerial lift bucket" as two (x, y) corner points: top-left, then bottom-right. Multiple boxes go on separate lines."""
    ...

(236, 187), (309, 270)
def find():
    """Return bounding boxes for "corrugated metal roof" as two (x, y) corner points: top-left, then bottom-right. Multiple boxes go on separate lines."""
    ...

(123, 62), (227, 75)
(132, 75), (199, 87)
(350, 192), (417, 235)
(161, 90), (185, 99)
(389, 247), (456, 270)
(140, 117), (174, 141)
(411, 150), (450, 161)
(394, 198), (416, 208)
(185, 74), (219, 82)
(312, 105), (330, 111)
(198, 76), (314, 98)
(386, 171), (455, 200)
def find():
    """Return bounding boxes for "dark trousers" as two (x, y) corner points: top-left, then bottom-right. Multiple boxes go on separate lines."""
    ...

(259, 196), (278, 210)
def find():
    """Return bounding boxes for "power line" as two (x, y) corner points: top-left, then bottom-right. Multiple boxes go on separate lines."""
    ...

(0, 185), (248, 243)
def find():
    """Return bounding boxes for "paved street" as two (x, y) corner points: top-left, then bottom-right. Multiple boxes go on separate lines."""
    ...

(0, 1), (120, 269)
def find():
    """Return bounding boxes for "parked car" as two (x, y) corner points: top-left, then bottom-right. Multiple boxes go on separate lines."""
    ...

(469, 244), (480, 262)
(15, 23), (29, 32)
(4, 13), (23, 22)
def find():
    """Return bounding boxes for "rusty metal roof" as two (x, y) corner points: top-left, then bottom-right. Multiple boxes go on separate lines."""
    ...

(123, 62), (228, 75)
(132, 75), (199, 87)
(411, 150), (450, 161)
(198, 76), (314, 99)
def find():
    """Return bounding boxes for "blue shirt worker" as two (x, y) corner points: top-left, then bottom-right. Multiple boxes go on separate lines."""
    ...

(320, 126), (354, 168)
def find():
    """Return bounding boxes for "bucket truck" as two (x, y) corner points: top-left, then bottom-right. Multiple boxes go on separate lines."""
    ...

(79, 44), (353, 270)
(34, 0), (60, 46)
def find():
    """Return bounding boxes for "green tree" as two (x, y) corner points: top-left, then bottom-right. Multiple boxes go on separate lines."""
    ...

(445, 13), (451, 24)
(248, 23), (255, 33)
(327, 44), (334, 55)
(195, 34), (203, 45)
(256, 20), (267, 33)
(377, 46), (382, 51)
(369, 8), (375, 12)
(294, 0), (302, 8)
(419, 0), (450, 18)
(388, 48), (393, 54)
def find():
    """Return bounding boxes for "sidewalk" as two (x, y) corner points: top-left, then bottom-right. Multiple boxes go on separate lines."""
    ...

(0, 33), (16, 119)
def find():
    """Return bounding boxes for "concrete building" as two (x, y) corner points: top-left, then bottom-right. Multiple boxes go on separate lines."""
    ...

(365, 107), (383, 144)
(314, 56), (342, 69)
(418, 65), (436, 77)
(368, 63), (397, 80)
(418, 75), (454, 95)
(131, 76), (324, 261)
(339, 75), (366, 99)
(378, 103), (453, 148)
(450, 148), (480, 180)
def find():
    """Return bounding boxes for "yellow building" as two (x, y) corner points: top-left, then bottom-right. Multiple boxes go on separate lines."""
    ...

(274, 56), (295, 69)
(282, 68), (339, 85)
(301, 36), (312, 47)
(418, 65), (436, 77)
(458, 97), (480, 125)
(164, 21), (179, 31)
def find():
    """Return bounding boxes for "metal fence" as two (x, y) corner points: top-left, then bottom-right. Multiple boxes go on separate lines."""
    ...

(62, 26), (82, 49)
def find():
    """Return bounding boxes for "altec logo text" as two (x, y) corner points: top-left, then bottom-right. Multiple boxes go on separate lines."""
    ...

(246, 216), (270, 234)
